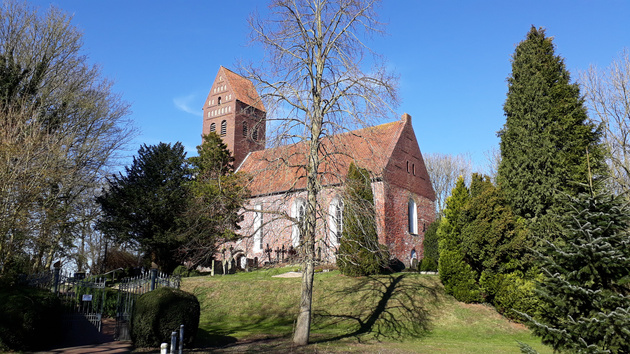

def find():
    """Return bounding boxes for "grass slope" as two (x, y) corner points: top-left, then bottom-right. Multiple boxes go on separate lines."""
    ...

(182, 268), (550, 353)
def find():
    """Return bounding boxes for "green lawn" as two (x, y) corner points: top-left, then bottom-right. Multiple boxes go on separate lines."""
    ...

(181, 268), (551, 353)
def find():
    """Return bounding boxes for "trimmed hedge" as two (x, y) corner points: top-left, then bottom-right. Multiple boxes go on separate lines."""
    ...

(0, 287), (63, 351)
(131, 287), (200, 348)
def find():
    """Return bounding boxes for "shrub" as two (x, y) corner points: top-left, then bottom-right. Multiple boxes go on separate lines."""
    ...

(131, 287), (200, 348)
(420, 219), (440, 272)
(0, 287), (63, 351)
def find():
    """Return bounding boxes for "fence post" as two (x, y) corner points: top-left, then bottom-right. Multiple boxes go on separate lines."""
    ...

(170, 331), (177, 354)
(150, 268), (158, 291)
(179, 324), (184, 354)
(53, 266), (61, 294)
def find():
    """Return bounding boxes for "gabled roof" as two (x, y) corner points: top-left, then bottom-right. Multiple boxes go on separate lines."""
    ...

(238, 118), (406, 196)
(220, 66), (265, 112)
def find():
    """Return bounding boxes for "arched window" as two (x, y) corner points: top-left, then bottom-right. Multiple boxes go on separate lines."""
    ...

(210, 122), (216, 133)
(252, 127), (258, 141)
(253, 204), (263, 252)
(406, 161), (409, 173)
(217, 96), (222, 105)
(243, 122), (248, 137)
(220, 120), (227, 136)
(408, 198), (418, 234)
(412, 163), (416, 175)
(329, 197), (344, 245)
(292, 198), (306, 247)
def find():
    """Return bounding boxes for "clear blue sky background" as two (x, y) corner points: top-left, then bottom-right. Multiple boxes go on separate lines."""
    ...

(30, 0), (630, 171)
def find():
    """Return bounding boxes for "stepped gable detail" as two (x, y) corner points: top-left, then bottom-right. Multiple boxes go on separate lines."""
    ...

(202, 66), (266, 167)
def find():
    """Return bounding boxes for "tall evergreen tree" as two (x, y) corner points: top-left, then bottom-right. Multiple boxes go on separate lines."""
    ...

(336, 163), (386, 277)
(524, 188), (630, 352)
(178, 133), (247, 269)
(497, 26), (604, 220)
(97, 142), (190, 272)
(437, 176), (481, 302)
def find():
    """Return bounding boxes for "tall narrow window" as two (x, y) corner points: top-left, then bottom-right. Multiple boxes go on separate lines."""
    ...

(217, 96), (222, 105)
(253, 204), (263, 252)
(408, 198), (418, 234)
(243, 122), (248, 137)
(210, 122), (216, 133)
(292, 198), (306, 247)
(329, 198), (344, 245)
(220, 120), (227, 136)
(252, 127), (258, 141)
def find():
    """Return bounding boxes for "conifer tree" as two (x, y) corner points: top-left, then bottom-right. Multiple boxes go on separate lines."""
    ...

(524, 188), (630, 352)
(497, 26), (604, 220)
(437, 176), (481, 302)
(336, 163), (386, 276)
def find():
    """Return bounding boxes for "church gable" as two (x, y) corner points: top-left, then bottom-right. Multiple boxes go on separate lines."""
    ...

(384, 114), (435, 202)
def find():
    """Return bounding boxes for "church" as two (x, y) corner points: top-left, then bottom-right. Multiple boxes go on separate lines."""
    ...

(203, 66), (436, 269)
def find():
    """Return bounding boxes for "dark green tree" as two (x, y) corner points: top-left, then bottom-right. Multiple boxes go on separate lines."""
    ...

(96, 142), (190, 272)
(419, 218), (440, 272)
(177, 133), (248, 268)
(337, 163), (387, 276)
(459, 174), (536, 319)
(497, 26), (604, 220)
(437, 176), (481, 302)
(524, 188), (630, 352)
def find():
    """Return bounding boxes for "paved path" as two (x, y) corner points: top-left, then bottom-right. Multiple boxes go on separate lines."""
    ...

(33, 316), (133, 354)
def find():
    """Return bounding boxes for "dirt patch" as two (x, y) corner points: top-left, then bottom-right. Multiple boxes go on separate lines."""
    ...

(272, 271), (303, 278)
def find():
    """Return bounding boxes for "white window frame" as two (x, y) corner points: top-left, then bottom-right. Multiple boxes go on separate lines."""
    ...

(291, 198), (306, 247)
(329, 197), (344, 246)
(408, 198), (418, 235)
(253, 204), (263, 252)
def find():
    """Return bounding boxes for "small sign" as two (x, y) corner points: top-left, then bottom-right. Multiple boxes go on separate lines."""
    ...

(82, 294), (93, 301)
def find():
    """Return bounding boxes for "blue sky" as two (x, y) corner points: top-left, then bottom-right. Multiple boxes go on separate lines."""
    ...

(31, 0), (630, 171)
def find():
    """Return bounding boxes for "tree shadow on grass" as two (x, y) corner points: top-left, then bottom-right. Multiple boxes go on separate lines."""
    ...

(312, 273), (441, 343)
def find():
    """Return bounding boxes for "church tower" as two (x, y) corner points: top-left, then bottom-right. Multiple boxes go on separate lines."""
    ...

(202, 66), (266, 168)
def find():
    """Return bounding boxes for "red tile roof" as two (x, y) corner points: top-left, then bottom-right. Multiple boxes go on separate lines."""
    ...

(221, 67), (265, 112)
(238, 120), (405, 196)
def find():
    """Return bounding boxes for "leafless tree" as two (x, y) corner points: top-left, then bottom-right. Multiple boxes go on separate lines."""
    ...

(245, 0), (397, 345)
(423, 152), (473, 216)
(581, 48), (630, 195)
(0, 1), (134, 276)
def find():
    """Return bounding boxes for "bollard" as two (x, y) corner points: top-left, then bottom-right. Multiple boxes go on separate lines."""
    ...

(179, 324), (184, 354)
(160, 343), (168, 354)
(170, 331), (177, 354)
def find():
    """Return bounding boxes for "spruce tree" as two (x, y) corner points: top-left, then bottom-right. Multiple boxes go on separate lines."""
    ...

(437, 176), (481, 302)
(337, 163), (386, 276)
(497, 26), (604, 220)
(525, 188), (630, 352)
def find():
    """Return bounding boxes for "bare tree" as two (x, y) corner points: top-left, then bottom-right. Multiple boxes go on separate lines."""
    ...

(581, 48), (630, 195)
(0, 1), (134, 276)
(246, 0), (397, 345)
(423, 152), (473, 215)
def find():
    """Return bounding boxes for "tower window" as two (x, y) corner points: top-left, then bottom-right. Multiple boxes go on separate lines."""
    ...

(218, 96), (222, 105)
(413, 163), (416, 175)
(243, 122), (248, 137)
(220, 120), (227, 136)
(252, 127), (258, 141)
(406, 161), (409, 173)
(210, 123), (216, 133)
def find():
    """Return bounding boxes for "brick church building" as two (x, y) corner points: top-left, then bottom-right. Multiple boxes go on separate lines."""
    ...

(203, 66), (435, 269)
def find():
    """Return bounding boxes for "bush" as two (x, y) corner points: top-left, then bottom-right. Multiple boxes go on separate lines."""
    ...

(131, 287), (200, 348)
(172, 265), (200, 278)
(492, 272), (539, 321)
(0, 287), (63, 351)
